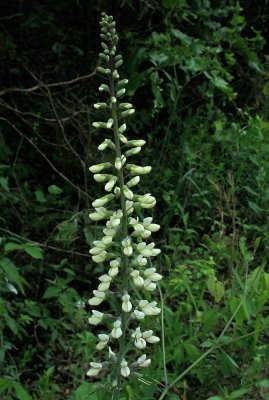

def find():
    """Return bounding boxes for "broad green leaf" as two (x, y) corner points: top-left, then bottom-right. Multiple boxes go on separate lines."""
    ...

(206, 397), (223, 400)
(13, 382), (32, 400)
(229, 388), (249, 399)
(73, 381), (98, 400)
(0, 378), (11, 393)
(0, 177), (9, 192)
(23, 244), (43, 260)
(43, 286), (62, 299)
(34, 190), (46, 203)
(48, 184), (63, 195)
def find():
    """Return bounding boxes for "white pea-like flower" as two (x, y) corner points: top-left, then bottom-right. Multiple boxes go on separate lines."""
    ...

(111, 320), (123, 339)
(137, 354), (151, 368)
(87, 362), (103, 376)
(89, 207), (111, 221)
(131, 327), (146, 349)
(96, 334), (110, 350)
(130, 270), (144, 287)
(120, 359), (130, 377)
(122, 238), (133, 256)
(122, 293), (132, 312)
(137, 242), (161, 257)
(88, 290), (106, 306)
(139, 300), (156, 315)
(133, 310), (145, 320)
(88, 310), (104, 325)
(92, 250), (107, 263)
(144, 268), (162, 282)
(142, 330), (160, 344)
(98, 275), (112, 291)
(143, 279), (157, 291)
(108, 259), (120, 277)
(108, 346), (116, 360)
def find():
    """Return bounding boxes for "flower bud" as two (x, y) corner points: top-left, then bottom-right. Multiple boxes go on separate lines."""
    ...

(126, 164), (152, 176)
(99, 83), (109, 92)
(116, 79), (128, 88)
(123, 185), (133, 200)
(94, 102), (108, 109)
(115, 59), (123, 68)
(126, 176), (140, 188)
(126, 140), (146, 147)
(119, 133), (128, 143)
(116, 88), (126, 97)
(119, 123), (127, 133)
(125, 147), (141, 157)
(92, 194), (114, 208)
(121, 109), (135, 118)
(97, 66), (110, 75)
(93, 174), (112, 182)
(89, 162), (111, 173)
(119, 103), (133, 110)
(105, 176), (117, 192)
(98, 139), (116, 151)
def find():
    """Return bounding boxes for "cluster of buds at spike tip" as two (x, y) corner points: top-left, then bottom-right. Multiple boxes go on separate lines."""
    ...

(87, 13), (162, 386)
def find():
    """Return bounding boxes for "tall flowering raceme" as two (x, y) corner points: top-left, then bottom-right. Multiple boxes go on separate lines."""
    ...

(87, 13), (162, 397)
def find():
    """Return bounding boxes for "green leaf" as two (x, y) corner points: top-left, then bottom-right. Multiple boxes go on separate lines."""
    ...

(206, 397), (223, 400)
(207, 275), (225, 303)
(73, 382), (98, 400)
(13, 382), (32, 400)
(43, 286), (62, 299)
(0, 378), (11, 393)
(48, 184), (63, 195)
(229, 388), (249, 399)
(4, 242), (44, 260)
(24, 244), (43, 260)
(257, 380), (269, 388)
(34, 190), (47, 203)
(0, 177), (9, 192)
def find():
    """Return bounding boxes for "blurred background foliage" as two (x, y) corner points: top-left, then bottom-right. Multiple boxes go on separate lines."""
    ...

(0, 0), (269, 399)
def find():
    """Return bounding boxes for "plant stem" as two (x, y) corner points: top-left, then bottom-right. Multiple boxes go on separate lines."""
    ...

(110, 59), (129, 400)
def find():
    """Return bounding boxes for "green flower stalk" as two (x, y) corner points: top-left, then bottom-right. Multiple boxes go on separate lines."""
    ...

(87, 13), (162, 397)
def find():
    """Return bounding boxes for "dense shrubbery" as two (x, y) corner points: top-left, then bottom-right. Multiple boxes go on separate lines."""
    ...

(0, 1), (268, 399)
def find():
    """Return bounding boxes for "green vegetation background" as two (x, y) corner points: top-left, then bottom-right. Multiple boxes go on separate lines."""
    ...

(0, 1), (268, 399)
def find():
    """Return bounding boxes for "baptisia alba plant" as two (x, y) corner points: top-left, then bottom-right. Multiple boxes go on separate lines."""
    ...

(87, 13), (162, 398)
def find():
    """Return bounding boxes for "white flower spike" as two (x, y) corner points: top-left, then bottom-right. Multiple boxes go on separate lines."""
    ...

(86, 12), (162, 393)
